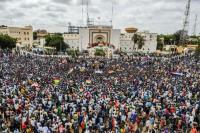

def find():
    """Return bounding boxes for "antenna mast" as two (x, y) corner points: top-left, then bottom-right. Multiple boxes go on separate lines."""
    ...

(86, 0), (89, 27)
(111, 0), (114, 26)
(192, 14), (198, 36)
(82, 0), (84, 26)
(179, 0), (191, 45)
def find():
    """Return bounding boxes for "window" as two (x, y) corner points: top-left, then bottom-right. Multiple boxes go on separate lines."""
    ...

(24, 32), (26, 35)
(25, 38), (26, 40)
(27, 32), (29, 35)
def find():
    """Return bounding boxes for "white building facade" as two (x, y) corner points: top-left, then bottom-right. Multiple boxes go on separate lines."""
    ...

(63, 25), (120, 57)
(63, 26), (157, 57)
(79, 25), (120, 51)
(120, 31), (157, 54)
(63, 34), (80, 50)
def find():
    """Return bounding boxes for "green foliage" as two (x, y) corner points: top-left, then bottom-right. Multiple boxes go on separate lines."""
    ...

(45, 34), (69, 52)
(94, 48), (106, 57)
(0, 34), (17, 49)
(67, 49), (79, 58)
(157, 35), (164, 50)
(195, 45), (200, 58)
(132, 34), (145, 50)
(173, 30), (182, 45)
(33, 32), (37, 40)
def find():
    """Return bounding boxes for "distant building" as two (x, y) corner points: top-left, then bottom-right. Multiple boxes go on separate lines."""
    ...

(63, 33), (80, 50)
(120, 28), (157, 54)
(35, 29), (48, 39)
(33, 29), (48, 47)
(79, 25), (120, 55)
(0, 25), (33, 48)
(63, 25), (157, 57)
(63, 25), (120, 57)
(137, 31), (157, 53)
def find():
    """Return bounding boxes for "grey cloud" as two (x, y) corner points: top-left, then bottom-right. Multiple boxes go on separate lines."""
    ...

(46, 12), (59, 18)
(0, 0), (14, 3)
(51, 0), (73, 5)
(45, 6), (67, 12)
(4, 10), (25, 18)
(0, 4), (5, 10)
(0, 0), (199, 34)
(76, 0), (92, 5)
(20, 3), (38, 8)
(89, 7), (100, 14)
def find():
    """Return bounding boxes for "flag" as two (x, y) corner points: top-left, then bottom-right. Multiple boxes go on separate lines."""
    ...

(80, 67), (85, 72)
(171, 72), (184, 76)
(54, 79), (60, 85)
(86, 80), (92, 84)
(31, 82), (39, 87)
(81, 119), (86, 129)
(68, 68), (74, 74)
(108, 70), (114, 74)
(95, 70), (103, 74)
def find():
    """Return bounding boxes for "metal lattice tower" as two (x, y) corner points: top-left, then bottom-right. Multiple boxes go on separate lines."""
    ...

(179, 0), (191, 45)
(192, 14), (198, 36)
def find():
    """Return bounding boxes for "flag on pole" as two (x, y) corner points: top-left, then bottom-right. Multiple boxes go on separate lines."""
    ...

(68, 68), (74, 74)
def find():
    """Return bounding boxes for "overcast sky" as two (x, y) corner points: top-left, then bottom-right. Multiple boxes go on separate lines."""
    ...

(0, 0), (199, 34)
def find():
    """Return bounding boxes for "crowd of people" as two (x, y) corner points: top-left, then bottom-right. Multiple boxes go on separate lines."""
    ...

(0, 49), (199, 133)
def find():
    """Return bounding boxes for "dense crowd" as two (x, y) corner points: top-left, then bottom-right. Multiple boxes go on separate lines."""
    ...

(0, 49), (199, 133)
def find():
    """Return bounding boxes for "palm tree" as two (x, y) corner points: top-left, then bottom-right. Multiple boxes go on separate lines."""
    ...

(138, 35), (145, 50)
(132, 34), (138, 53)
(132, 34), (145, 52)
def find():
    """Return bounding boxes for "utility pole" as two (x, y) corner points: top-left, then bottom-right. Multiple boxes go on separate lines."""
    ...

(86, 0), (89, 27)
(111, 0), (114, 26)
(192, 14), (198, 36)
(82, 0), (84, 26)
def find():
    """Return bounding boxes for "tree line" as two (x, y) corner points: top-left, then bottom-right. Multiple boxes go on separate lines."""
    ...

(0, 34), (16, 49)
(157, 30), (200, 51)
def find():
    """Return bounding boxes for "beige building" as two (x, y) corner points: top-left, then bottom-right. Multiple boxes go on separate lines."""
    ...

(63, 33), (80, 50)
(35, 29), (48, 39)
(0, 25), (33, 48)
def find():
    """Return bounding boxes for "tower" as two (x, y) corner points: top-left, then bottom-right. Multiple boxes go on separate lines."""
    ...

(111, 0), (114, 26)
(82, 0), (84, 26)
(179, 0), (191, 45)
(192, 14), (198, 36)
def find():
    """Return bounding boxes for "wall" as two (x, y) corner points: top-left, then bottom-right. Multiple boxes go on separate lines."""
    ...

(119, 32), (157, 54)
(79, 28), (90, 51)
(111, 29), (121, 50)
(63, 33), (80, 50)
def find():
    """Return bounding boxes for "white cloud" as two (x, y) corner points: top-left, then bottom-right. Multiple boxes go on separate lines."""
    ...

(0, 0), (199, 35)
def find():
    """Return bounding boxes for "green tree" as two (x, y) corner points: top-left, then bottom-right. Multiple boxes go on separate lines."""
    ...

(157, 35), (164, 50)
(67, 49), (79, 58)
(132, 34), (145, 50)
(0, 34), (17, 49)
(33, 32), (37, 40)
(94, 48), (106, 57)
(45, 34), (69, 52)
(195, 45), (200, 59)
(173, 30), (182, 45)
